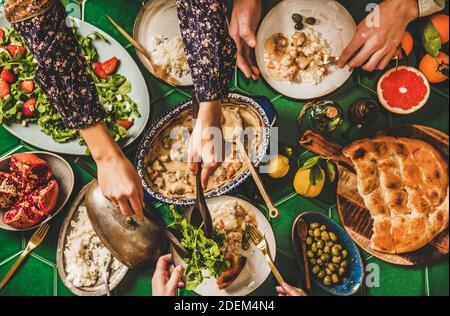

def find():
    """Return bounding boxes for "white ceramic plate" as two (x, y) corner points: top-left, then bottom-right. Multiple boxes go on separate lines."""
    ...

(256, 0), (356, 99)
(0, 17), (150, 156)
(0, 151), (75, 231)
(172, 195), (277, 296)
(134, 0), (193, 86)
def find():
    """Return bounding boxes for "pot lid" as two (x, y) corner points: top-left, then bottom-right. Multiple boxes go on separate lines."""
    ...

(85, 181), (167, 269)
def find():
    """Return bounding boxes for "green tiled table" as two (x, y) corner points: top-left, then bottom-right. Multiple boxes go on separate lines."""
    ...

(0, 0), (448, 296)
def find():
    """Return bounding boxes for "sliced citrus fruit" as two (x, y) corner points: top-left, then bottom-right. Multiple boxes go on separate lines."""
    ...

(377, 66), (430, 115)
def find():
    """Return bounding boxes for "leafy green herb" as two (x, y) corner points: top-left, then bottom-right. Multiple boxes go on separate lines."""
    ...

(167, 206), (229, 290)
(0, 27), (140, 147)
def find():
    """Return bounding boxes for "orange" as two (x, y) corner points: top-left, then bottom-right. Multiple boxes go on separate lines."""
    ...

(431, 14), (449, 44)
(395, 31), (413, 59)
(419, 52), (449, 83)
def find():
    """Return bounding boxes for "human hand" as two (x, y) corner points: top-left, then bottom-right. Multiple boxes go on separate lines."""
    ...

(96, 151), (144, 219)
(79, 121), (144, 220)
(188, 101), (224, 189)
(338, 0), (419, 72)
(276, 282), (308, 296)
(152, 254), (185, 296)
(229, 0), (262, 80)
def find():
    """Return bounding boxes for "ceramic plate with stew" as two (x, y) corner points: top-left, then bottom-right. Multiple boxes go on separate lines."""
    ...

(256, 0), (356, 99)
(136, 93), (277, 205)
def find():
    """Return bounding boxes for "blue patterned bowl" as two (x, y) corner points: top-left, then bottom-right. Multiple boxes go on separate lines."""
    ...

(292, 212), (364, 296)
(136, 93), (277, 205)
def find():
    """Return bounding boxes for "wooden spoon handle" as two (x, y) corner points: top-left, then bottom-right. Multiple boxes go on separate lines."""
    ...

(236, 140), (280, 219)
(299, 130), (353, 168)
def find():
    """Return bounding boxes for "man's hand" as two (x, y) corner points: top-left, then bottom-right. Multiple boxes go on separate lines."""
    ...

(152, 254), (185, 296)
(229, 0), (262, 80)
(188, 101), (224, 189)
(338, 0), (419, 72)
(276, 282), (308, 296)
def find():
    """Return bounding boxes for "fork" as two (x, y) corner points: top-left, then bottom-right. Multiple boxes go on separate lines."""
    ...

(0, 223), (50, 290)
(105, 15), (181, 87)
(322, 55), (339, 66)
(248, 224), (284, 285)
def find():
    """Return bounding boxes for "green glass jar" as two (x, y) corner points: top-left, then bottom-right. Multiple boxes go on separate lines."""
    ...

(298, 100), (344, 134)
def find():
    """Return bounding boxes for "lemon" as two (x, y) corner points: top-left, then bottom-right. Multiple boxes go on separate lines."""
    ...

(293, 168), (326, 198)
(267, 155), (290, 179)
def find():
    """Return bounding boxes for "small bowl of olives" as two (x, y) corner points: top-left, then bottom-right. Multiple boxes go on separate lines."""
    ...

(292, 212), (364, 296)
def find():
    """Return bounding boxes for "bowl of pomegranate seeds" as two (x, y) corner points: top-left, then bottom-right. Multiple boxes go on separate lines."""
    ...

(0, 152), (75, 231)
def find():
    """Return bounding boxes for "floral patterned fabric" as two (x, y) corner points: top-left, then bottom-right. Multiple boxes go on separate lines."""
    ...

(177, 0), (236, 103)
(4, 0), (54, 23)
(10, 1), (106, 129)
(4, 0), (236, 129)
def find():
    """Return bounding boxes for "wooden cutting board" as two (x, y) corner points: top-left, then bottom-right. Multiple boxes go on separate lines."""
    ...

(299, 125), (449, 265)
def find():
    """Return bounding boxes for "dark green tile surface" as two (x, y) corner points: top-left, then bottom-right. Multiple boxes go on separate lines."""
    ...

(0, 0), (448, 296)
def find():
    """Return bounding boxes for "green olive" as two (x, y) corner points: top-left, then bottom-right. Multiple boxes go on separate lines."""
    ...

(317, 240), (324, 249)
(321, 231), (330, 241)
(320, 225), (327, 231)
(310, 258), (317, 265)
(331, 245), (342, 256)
(317, 271), (326, 279)
(320, 254), (330, 262)
(312, 265), (320, 274)
(307, 250), (314, 258)
(332, 274), (339, 284)
(339, 267), (345, 276)
(308, 229), (314, 237)
(329, 232), (337, 242)
(317, 249), (324, 257)
(340, 260), (348, 268)
(323, 276), (332, 286)
(325, 268), (332, 276)
(310, 223), (320, 229)
(317, 258), (323, 266)
(327, 241), (334, 248)
(314, 228), (321, 237)
(341, 250), (348, 258)
(306, 237), (313, 245)
(332, 256), (342, 264)
(327, 263), (336, 272)
(324, 246), (330, 254)
(311, 243), (318, 252)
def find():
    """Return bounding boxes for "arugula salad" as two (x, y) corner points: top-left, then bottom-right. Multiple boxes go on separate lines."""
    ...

(168, 206), (230, 290)
(0, 26), (140, 145)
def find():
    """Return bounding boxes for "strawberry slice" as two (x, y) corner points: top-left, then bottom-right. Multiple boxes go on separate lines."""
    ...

(1, 68), (15, 84)
(0, 81), (10, 98)
(20, 80), (35, 93)
(117, 119), (133, 130)
(22, 98), (37, 117)
(102, 57), (119, 75)
(6, 45), (26, 57)
(93, 62), (108, 79)
(0, 28), (5, 42)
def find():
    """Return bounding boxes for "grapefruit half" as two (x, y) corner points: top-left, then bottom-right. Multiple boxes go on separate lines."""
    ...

(377, 66), (430, 115)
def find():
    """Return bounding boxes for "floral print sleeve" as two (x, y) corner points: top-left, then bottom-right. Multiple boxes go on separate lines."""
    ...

(177, 0), (236, 103)
(6, 0), (106, 129)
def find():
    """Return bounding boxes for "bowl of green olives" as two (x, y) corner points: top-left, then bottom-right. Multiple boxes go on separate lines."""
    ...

(292, 212), (364, 296)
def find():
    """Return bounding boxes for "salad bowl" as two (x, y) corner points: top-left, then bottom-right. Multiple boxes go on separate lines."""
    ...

(136, 93), (277, 205)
